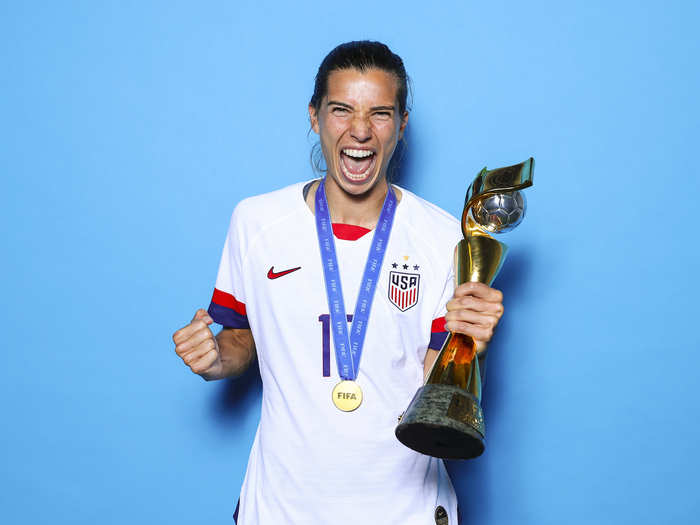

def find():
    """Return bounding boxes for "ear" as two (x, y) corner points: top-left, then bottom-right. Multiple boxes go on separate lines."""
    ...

(309, 104), (320, 134)
(398, 111), (409, 140)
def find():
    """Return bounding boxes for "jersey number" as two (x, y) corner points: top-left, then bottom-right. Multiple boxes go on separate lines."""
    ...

(318, 313), (353, 377)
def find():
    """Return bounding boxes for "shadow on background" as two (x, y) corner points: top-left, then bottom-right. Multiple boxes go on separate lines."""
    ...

(447, 250), (533, 524)
(211, 358), (263, 423)
(390, 126), (418, 191)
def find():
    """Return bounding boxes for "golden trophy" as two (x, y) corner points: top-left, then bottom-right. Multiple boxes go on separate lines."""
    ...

(395, 158), (534, 459)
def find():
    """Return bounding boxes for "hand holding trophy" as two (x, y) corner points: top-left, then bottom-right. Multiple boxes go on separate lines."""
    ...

(395, 158), (534, 459)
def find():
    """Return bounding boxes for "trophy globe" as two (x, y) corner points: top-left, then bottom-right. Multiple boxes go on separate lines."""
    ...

(471, 191), (526, 234)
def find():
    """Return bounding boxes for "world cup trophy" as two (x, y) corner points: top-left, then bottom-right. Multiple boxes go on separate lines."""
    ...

(395, 158), (534, 459)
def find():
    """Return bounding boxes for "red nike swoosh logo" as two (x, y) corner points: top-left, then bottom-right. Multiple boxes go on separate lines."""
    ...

(267, 266), (302, 279)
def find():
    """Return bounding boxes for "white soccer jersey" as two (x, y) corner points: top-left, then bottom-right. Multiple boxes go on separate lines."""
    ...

(208, 180), (463, 525)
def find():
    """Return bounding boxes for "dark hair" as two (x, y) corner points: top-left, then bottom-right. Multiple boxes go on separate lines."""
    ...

(309, 41), (412, 178)
(310, 40), (411, 115)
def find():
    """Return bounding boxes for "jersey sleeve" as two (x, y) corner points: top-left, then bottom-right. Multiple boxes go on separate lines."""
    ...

(428, 265), (455, 351)
(207, 208), (250, 329)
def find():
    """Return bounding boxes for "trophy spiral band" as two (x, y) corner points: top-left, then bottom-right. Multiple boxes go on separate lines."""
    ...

(395, 158), (534, 459)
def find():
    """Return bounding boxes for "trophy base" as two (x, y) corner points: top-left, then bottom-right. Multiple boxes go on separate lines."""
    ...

(395, 384), (485, 459)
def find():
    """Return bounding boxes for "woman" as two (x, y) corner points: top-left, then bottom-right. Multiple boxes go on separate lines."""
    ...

(173, 41), (504, 525)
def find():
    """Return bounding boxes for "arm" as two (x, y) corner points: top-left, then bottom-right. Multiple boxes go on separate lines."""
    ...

(173, 309), (256, 381)
(215, 326), (256, 379)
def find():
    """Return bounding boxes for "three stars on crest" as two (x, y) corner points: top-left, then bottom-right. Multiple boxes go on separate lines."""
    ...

(391, 261), (419, 271)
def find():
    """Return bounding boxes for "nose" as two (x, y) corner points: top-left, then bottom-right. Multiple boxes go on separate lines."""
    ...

(350, 114), (371, 143)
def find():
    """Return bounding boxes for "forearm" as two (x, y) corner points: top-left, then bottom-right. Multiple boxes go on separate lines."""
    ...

(209, 328), (256, 380)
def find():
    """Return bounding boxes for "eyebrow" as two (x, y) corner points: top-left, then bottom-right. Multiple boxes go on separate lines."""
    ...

(327, 100), (353, 109)
(327, 100), (396, 111)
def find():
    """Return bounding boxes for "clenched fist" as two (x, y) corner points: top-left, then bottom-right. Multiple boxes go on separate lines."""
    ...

(173, 309), (223, 380)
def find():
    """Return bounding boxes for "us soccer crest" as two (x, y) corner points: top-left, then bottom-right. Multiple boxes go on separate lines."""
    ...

(388, 269), (420, 311)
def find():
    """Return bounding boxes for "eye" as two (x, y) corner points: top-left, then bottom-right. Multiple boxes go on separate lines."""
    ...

(332, 106), (349, 115)
(373, 111), (392, 120)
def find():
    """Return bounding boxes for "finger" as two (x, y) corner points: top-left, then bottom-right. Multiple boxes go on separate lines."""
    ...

(446, 296), (502, 315)
(444, 320), (494, 343)
(175, 326), (215, 356)
(453, 282), (503, 302)
(446, 295), (504, 316)
(182, 338), (217, 364)
(445, 309), (500, 329)
(188, 349), (220, 376)
(173, 318), (213, 346)
(191, 308), (213, 325)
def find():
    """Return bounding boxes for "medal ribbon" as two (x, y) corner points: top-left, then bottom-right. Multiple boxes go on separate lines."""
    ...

(314, 178), (397, 381)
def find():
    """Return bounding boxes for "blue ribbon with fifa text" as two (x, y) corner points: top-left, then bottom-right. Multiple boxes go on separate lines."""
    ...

(314, 178), (397, 381)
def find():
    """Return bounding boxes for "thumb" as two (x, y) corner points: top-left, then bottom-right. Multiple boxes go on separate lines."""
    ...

(192, 308), (213, 325)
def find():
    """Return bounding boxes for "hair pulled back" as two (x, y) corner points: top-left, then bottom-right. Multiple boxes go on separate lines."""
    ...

(310, 40), (411, 115)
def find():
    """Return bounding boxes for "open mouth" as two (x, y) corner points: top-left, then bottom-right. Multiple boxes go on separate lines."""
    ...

(339, 148), (376, 183)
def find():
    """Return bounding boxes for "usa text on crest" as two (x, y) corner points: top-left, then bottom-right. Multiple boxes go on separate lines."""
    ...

(388, 271), (420, 311)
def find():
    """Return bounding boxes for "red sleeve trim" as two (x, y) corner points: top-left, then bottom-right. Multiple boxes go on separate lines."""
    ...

(211, 288), (247, 316)
(431, 317), (446, 333)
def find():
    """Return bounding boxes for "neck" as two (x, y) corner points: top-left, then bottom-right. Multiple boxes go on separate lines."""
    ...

(307, 176), (400, 229)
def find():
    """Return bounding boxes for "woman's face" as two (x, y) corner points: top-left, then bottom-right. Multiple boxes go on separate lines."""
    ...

(309, 68), (408, 198)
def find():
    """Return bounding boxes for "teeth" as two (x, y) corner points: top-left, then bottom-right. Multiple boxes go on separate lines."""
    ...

(342, 148), (374, 158)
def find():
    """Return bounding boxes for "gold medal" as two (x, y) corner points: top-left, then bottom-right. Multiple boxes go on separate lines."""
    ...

(332, 380), (363, 412)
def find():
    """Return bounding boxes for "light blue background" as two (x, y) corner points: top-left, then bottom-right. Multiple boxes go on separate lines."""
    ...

(2, 1), (699, 523)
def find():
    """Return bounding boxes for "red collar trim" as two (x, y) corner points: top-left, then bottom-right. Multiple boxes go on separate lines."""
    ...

(332, 223), (371, 241)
